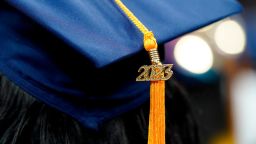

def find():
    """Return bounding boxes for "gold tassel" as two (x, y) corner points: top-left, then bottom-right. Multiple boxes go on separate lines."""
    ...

(144, 32), (166, 144)
(114, 1), (172, 144)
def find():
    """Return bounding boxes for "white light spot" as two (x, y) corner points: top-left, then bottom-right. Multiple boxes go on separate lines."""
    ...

(174, 35), (214, 74)
(214, 20), (246, 55)
(232, 70), (256, 144)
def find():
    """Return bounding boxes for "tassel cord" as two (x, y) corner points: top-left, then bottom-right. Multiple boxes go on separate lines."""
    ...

(114, 1), (167, 144)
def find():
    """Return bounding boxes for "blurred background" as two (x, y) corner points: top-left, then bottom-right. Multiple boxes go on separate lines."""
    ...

(164, 0), (256, 144)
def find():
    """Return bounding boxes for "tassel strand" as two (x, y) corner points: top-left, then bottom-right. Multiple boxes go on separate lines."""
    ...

(148, 81), (165, 144)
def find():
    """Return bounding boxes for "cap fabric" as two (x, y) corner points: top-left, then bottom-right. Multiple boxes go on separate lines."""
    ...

(0, 0), (241, 129)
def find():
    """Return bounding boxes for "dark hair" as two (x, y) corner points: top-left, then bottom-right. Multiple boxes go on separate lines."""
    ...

(0, 74), (200, 144)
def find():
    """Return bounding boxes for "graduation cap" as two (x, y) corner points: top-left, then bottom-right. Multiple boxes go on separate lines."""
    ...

(0, 0), (241, 143)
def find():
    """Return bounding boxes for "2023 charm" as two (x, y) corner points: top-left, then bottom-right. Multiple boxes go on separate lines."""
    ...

(136, 64), (173, 81)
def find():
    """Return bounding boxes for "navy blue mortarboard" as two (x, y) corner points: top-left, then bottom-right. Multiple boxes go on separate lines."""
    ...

(0, 0), (241, 129)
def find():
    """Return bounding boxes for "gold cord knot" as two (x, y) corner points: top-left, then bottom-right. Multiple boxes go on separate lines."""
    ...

(144, 31), (158, 51)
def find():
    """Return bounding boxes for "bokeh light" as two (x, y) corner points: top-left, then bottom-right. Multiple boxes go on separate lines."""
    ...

(214, 20), (246, 55)
(232, 70), (256, 144)
(174, 35), (214, 74)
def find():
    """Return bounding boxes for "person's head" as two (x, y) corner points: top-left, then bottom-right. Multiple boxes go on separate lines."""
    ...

(0, 74), (199, 144)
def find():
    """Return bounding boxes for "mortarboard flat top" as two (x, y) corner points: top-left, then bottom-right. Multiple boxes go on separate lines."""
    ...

(0, 0), (241, 129)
